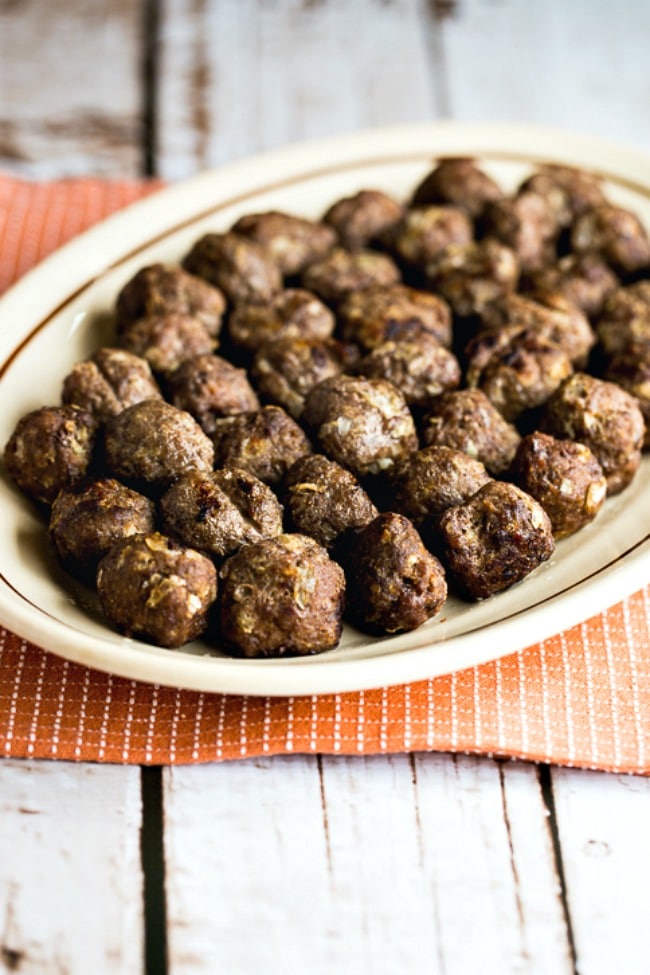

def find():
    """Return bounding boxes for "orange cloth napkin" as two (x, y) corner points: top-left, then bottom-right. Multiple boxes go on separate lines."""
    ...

(0, 173), (649, 772)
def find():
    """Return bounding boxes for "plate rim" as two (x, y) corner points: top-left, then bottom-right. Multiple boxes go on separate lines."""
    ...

(1, 119), (649, 697)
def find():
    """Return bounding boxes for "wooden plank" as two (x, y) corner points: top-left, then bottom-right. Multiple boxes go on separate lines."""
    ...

(551, 768), (650, 975)
(164, 754), (571, 974)
(0, 0), (144, 177)
(156, 0), (439, 180)
(0, 760), (143, 974)
(439, 0), (650, 153)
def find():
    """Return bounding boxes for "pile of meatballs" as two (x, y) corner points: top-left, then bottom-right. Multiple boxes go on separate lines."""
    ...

(4, 156), (648, 656)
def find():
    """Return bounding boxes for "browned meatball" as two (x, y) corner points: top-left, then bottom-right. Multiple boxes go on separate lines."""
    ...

(4, 405), (97, 506)
(166, 354), (260, 435)
(251, 337), (357, 419)
(421, 389), (521, 476)
(338, 283), (452, 350)
(97, 532), (217, 648)
(283, 454), (378, 550)
(483, 191), (558, 274)
(595, 281), (650, 357)
(118, 313), (217, 375)
(303, 374), (417, 478)
(510, 432), (607, 538)
(301, 246), (400, 305)
(211, 405), (311, 486)
(183, 231), (282, 305)
(49, 478), (156, 578)
(218, 533), (345, 657)
(437, 481), (555, 600)
(571, 204), (650, 273)
(160, 467), (283, 560)
(478, 291), (595, 367)
(389, 446), (491, 526)
(426, 239), (520, 318)
(386, 205), (473, 269)
(518, 164), (606, 228)
(542, 372), (645, 494)
(342, 512), (447, 634)
(62, 347), (162, 424)
(323, 189), (404, 250)
(411, 157), (502, 219)
(115, 263), (226, 338)
(525, 253), (619, 320)
(604, 352), (650, 448)
(465, 325), (573, 421)
(231, 210), (336, 276)
(356, 335), (461, 409)
(227, 288), (335, 356)
(105, 399), (214, 493)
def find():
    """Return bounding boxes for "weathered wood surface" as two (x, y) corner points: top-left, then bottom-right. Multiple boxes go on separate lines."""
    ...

(164, 755), (572, 975)
(1, 2), (650, 974)
(0, 760), (143, 974)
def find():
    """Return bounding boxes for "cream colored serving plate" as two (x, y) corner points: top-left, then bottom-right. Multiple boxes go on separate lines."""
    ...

(0, 121), (648, 696)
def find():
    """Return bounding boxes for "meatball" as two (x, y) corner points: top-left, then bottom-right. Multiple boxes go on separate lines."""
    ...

(323, 189), (404, 250)
(251, 336), (357, 419)
(211, 405), (311, 486)
(218, 533), (345, 657)
(389, 446), (491, 526)
(420, 389), (520, 476)
(605, 352), (650, 448)
(227, 288), (335, 356)
(118, 313), (217, 376)
(510, 432), (607, 538)
(115, 263), (226, 338)
(105, 399), (214, 493)
(355, 335), (461, 409)
(571, 204), (650, 273)
(160, 467), (283, 560)
(61, 347), (162, 424)
(338, 283), (452, 350)
(4, 405), (97, 506)
(386, 205), (473, 270)
(283, 454), (378, 550)
(183, 231), (282, 305)
(300, 246), (400, 306)
(437, 481), (555, 600)
(542, 372), (645, 494)
(49, 478), (156, 578)
(595, 281), (650, 357)
(97, 532), (217, 648)
(525, 253), (618, 320)
(464, 325), (573, 421)
(518, 164), (606, 228)
(303, 374), (418, 478)
(166, 354), (260, 435)
(478, 291), (595, 367)
(411, 157), (502, 219)
(483, 191), (558, 274)
(231, 210), (336, 276)
(342, 512), (447, 635)
(426, 239), (520, 319)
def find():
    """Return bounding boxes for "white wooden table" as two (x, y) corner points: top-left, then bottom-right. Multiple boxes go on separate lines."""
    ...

(2, 3), (650, 973)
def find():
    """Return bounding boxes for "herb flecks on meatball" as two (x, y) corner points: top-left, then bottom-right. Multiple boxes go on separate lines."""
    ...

(97, 532), (217, 648)
(438, 481), (555, 600)
(4, 405), (97, 506)
(160, 467), (283, 560)
(50, 478), (156, 579)
(342, 512), (447, 635)
(219, 533), (345, 657)
(283, 454), (378, 550)
(105, 399), (214, 493)
(303, 374), (418, 478)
